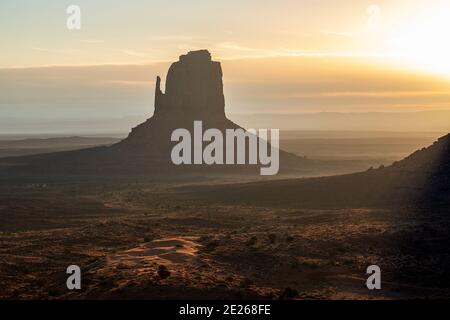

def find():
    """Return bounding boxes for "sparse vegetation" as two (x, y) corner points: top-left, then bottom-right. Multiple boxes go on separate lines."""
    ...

(157, 265), (171, 279)
(278, 287), (299, 300)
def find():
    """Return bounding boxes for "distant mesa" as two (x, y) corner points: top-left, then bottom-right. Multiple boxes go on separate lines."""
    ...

(2, 50), (304, 178)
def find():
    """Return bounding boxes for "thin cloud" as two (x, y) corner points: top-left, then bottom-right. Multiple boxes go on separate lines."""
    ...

(122, 50), (150, 58)
(104, 80), (154, 87)
(311, 91), (450, 98)
(321, 30), (360, 39)
(80, 39), (105, 44)
(216, 42), (255, 52)
(31, 47), (51, 52)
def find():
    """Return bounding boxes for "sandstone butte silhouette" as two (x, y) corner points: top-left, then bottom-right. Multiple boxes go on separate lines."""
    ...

(4, 50), (305, 177)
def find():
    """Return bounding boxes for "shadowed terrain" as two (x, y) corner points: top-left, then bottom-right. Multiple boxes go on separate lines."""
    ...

(0, 50), (449, 300)
(182, 133), (450, 208)
(0, 134), (449, 299)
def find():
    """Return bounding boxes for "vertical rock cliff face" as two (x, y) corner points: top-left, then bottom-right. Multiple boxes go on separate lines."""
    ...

(154, 50), (225, 120)
(120, 50), (239, 148)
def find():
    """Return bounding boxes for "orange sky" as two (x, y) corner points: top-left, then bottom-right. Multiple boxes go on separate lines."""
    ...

(1, 0), (450, 133)
(2, 0), (450, 75)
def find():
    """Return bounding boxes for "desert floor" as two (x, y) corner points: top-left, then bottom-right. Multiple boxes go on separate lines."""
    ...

(1, 181), (448, 300)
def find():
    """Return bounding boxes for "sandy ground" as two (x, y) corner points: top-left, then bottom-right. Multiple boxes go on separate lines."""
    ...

(0, 181), (449, 300)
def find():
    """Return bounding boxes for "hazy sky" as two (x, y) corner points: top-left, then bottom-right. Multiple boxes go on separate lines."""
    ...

(1, 0), (450, 133)
(2, 0), (450, 71)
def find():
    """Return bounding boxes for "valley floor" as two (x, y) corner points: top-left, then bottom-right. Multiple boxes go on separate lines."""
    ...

(0, 182), (448, 300)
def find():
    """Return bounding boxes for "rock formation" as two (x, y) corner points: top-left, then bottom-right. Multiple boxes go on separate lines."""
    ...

(3, 50), (306, 178)
(154, 50), (225, 120)
(120, 50), (235, 148)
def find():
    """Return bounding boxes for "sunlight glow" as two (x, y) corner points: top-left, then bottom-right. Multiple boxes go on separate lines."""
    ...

(387, 3), (450, 77)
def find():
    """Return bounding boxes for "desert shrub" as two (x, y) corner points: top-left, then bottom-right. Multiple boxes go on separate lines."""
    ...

(278, 287), (299, 300)
(285, 235), (295, 243)
(246, 236), (257, 246)
(239, 278), (254, 288)
(157, 265), (171, 279)
(204, 240), (220, 252)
